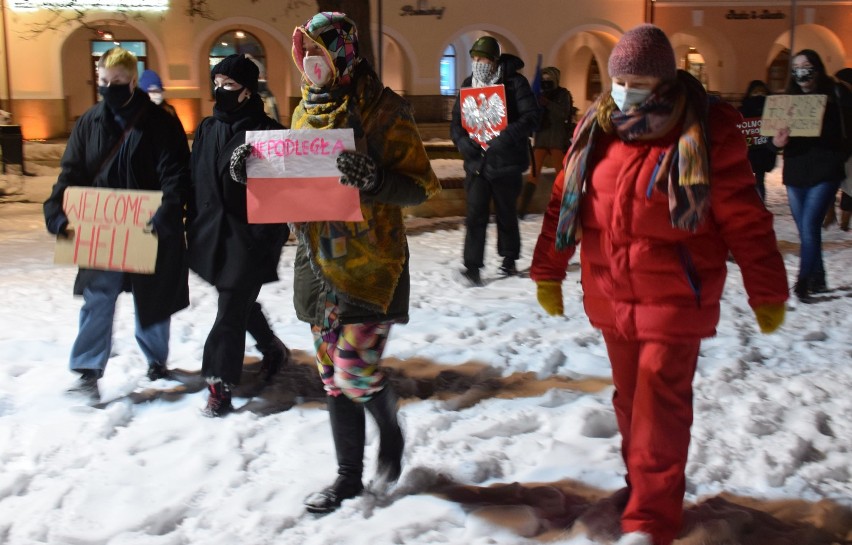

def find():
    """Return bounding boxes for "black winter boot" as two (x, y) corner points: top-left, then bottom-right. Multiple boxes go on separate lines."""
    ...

(146, 361), (171, 381)
(68, 369), (101, 402)
(258, 337), (291, 381)
(499, 257), (518, 277)
(365, 387), (405, 485)
(202, 381), (233, 418)
(793, 280), (812, 303)
(305, 394), (366, 514)
(517, 181), (537, 219)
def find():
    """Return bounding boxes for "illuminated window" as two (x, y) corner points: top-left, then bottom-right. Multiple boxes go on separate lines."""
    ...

(209, 30), (265, 72)
(767, 49), (790, 92)
(440, 45), (457, 96)
(685, 47), (708, 89)
(586, 57), (601, 101)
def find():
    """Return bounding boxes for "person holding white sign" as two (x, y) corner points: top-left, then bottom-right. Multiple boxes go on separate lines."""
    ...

(186, 54), (293, 418)
(289, 12), (440, 514)
(43, 47), (191, 401)
(451, 35), (540, 285)
(768, 49), (852, 301)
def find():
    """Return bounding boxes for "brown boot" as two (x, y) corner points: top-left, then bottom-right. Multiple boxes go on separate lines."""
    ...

(841, 210), (851, 231)
(823, 206), (837, 228)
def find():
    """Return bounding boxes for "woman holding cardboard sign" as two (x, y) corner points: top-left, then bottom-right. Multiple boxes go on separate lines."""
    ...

(186, 54), (292, 417)
(43, 47), (190, 402)
(287, 12), (440, 514)
(769, 49), (852, 302)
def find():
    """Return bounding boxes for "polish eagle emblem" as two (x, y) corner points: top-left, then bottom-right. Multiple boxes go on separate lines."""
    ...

(460, 85), (508, 147)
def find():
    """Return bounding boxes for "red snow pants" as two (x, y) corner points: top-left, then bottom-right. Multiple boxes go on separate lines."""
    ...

(602, 332), (700, 545)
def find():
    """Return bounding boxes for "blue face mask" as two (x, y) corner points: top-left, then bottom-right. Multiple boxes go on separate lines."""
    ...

(611, 82), (652, 112)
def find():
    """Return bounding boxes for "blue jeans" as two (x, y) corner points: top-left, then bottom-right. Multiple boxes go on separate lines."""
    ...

(70, 271), (170, 374)
(786, 181), (841, 286)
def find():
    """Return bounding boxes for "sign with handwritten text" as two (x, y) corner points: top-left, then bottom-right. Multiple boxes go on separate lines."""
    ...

(245, 128), (363, 223)
(54, 187), (161, 273)
(760, 94), (827, 137)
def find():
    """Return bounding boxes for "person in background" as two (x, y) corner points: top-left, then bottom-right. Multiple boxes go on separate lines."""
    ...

(519, 66), (574, 218)
(738, 80), (776, 201)
(186, 54), (292, 417)
(769, 50), (852, 300)
(247, 56), (281, 124)
(43, 47), (190, 401)
(531, 25), (788, 545)
(451, 35), (539, 285)
(285, 12), (440, 513)
(832, 67), (852, 231)
(138, 69), (179, 120)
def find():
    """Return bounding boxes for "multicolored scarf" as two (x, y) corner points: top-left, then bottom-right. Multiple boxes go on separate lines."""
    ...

(555, 72), (711, 250)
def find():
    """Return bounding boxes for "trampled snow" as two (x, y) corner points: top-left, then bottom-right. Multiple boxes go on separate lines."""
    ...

(0, 150), (850, 544)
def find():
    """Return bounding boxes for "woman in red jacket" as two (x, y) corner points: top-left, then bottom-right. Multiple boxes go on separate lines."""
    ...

(531, 25), (788, 545)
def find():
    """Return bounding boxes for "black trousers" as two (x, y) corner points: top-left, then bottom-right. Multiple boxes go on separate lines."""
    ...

(202, 283), (276, 385)
(463, 173), (523, 270)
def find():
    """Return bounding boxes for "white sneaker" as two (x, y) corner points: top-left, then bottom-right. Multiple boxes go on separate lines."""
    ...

(615, 531), (653, 545)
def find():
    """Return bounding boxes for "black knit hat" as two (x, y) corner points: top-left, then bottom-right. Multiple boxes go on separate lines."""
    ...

(211, 54), (259, 94)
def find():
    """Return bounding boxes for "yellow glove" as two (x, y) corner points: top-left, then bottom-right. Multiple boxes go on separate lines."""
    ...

(753, 303), (785, 334)
(536, 281), (564, 316)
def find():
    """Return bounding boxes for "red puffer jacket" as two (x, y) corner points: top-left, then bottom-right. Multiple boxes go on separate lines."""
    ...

(531, 102), (788, 342)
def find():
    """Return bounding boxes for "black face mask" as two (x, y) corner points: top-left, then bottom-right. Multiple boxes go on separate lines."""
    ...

(214, 87), (246, 113)
(541, 80), (556, 91)
(793, 67), (816, 85)
(99, 83), (133, 111)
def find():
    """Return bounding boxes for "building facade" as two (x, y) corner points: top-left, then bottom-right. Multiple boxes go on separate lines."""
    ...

(0, 0), (849, 140)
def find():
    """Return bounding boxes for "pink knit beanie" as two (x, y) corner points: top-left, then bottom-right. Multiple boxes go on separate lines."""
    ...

(608, 24), (677, 80)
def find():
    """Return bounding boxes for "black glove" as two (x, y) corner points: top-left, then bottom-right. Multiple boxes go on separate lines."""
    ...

(47, 212), (70, 237)
(336, 151), (382, 193)
(229, 143), (254, 185)
(143, 208), (174, 238)
(459, 137), (484, 161)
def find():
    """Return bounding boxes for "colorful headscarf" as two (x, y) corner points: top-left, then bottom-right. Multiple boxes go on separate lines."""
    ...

(292, 12), (359, 88)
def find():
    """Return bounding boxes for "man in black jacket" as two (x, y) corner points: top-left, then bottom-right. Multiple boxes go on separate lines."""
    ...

(451, 35), (539, 286)
(43, 47), (190, 401)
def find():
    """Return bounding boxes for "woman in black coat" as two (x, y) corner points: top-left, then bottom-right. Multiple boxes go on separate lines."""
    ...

(43, 47), (191, 401)
(186, 54), (291, 417)
(770, 49), (852, 300)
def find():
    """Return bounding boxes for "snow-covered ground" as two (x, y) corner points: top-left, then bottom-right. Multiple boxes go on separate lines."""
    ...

(0, 146), (850, 544)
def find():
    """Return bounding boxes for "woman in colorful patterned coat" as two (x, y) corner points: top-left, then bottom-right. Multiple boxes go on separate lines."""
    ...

(531, 25), (788, 545)
(288, 12), (441, 514)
